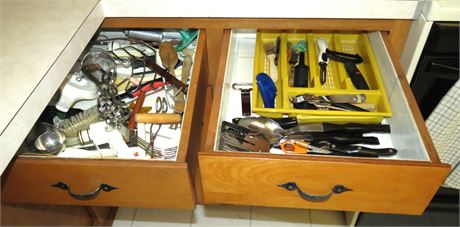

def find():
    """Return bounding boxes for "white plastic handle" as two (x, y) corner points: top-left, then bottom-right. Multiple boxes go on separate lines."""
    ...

(266, 54), (278, 83)
(316, 38), (328, 64)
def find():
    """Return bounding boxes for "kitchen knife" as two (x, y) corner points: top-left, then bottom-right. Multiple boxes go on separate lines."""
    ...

(344, 62), (370, 90)
(285, 122), (391, 134)
(283, 133), (380, 145)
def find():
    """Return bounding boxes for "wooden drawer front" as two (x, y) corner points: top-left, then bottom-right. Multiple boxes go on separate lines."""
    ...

(199, 155), (448, 214)
(198, 30), (450, 215)
(2, 158), (195, 209)
(1, 26), (207, 208)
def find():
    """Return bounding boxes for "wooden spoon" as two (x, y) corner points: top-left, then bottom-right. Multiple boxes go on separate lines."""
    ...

(159, 41), (178, 76)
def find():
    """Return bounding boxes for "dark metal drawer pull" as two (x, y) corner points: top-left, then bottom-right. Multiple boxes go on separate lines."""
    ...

(278, 182), (351, 202)
(51, 181), (118, 201)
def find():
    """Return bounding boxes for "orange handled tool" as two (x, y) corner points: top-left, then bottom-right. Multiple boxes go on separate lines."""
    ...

(280, 140), (310, 154)
(127, 91), (146, 129)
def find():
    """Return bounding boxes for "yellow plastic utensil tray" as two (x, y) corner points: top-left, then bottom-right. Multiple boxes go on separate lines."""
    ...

(252, 32), (392, 123)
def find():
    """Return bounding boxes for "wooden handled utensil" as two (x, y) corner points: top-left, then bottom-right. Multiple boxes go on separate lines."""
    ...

(174, 49), (193, 114)
(135, 113), (182, 124)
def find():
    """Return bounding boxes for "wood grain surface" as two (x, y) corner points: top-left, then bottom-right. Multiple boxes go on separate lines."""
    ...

(2, 158), (195, 209)
(176, 31), (205, 163)
(196, 23), (450, 215)
(199, 155), (449, 215)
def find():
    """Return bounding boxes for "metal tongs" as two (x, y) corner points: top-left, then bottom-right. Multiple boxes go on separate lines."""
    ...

(289, 94), (368, 112)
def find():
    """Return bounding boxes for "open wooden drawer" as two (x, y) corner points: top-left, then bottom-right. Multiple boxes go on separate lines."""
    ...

(198, 30), (450, 215)
(1, 28), (206, 209)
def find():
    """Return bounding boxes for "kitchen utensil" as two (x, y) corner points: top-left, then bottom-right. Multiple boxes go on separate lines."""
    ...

(128, 29), (198, 51)
(219, 121), (270, 153)
(274, 36), (281, 66)
(135, 96), (181, 124)
(174, 29), (199, 51)
(293, 52), (309, 87)
(285, 122), (391, 134)
(61, 106), (100, 138)
(325, 49), (363, 64)
(232, 116), (284, 144)
(34, 129), (66, 155)
(310, 141), (397, 157)
(280, 140), (329, 154)
(135, 113), (182, 124)
(174, 49), (193, 115)
(289, 40), (307, 65)
(282, 133), (380, 145)
(128, 91), (146, 129)
(263, 42), (278, 82)
(326, 94), (366, 103)
(280, 139), (397, 157)
(289, 94), (369, 112)
(159, 41), (178, 76)
(232, 83), (253, 116)
(233, 116), (390, 144)
(271, 117), (298, 129)
(124, 30), (183, 45)
(126, 91), (146, 146)
(145, 58), (188, 94)
(344, 62), (370, 89)
(324, 48), (369, 89)
(256, 73), (277, 108)
(55, 73), (98, 113)
(81, 50), (117, 83)
(316, 38), (328, 85)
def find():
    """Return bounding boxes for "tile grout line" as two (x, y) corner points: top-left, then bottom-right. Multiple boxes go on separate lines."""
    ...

(189, 206), (195, 227)
(249, 206), (253, 227)
(130, 208), (138, 227)
(307, 209), (313, 227)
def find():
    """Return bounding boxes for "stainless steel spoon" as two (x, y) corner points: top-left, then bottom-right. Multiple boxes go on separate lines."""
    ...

(34, 129), (67, 155)
(232, 116), (284, 144)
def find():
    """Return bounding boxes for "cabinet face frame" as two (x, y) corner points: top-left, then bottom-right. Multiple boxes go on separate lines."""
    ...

(3, 18), (447, 213)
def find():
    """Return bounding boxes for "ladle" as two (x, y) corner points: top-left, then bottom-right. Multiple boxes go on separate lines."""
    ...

(34, 128), (94, 155)
(34, 129), (67, 155)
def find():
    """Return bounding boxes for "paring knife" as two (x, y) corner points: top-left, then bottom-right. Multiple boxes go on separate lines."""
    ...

(316, 38), (329, 85)
(344, 62), (370, 90)
(285, 122), (391, 134)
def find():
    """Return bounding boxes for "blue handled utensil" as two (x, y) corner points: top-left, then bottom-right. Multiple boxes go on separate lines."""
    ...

(256, 73), (277, 108)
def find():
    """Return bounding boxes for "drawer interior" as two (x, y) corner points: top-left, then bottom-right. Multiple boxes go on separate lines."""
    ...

(213, 30), (429, 161)
(18, 27), (203, 162)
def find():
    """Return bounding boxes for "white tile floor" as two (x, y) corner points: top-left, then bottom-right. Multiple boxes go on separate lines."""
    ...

(113, 205), (347, 227)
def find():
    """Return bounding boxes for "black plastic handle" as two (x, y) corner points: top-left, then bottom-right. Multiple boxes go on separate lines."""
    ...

(278, 182), (351, 202)
(325, 49), (363, 64)
(315, 135), (380, 145)
(344, 62), (370, 90)
(293, 52), (309, 87)
(272, 117), (298, 129)
(322, 123), (391, 133)
(52, 182), (117, 201)
(330, 144), (397, 157)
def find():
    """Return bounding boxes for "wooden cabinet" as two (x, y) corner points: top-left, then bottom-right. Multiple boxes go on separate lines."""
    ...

(1, 18), (449, 215)
(1, 23), (206, 209)
(197, 29), (449, 215)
